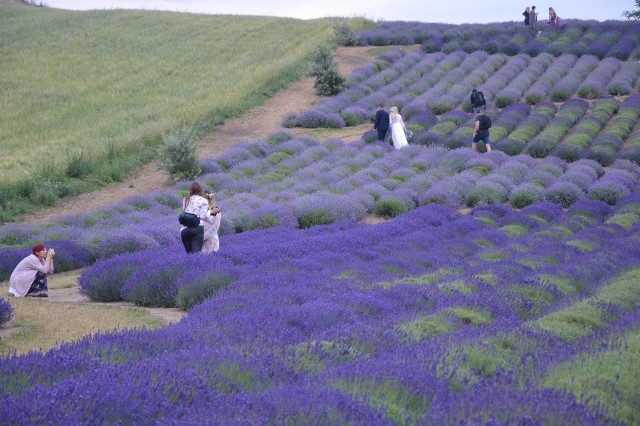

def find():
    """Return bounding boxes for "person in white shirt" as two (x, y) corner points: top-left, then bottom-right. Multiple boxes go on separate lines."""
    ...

(202, 191), (221, 254)
(181, 182), (221, 253)
(9, 244), (54, 297)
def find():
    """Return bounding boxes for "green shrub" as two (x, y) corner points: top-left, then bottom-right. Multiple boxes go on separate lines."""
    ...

(465, 183), (507, 207)
(333, 19), (359, 46)
(510, 184), (543, 208)
(66, 153), (93, 178)
(299, 208), (332, 228)
(314, 65), (346, 96)
(430, 102), (453, 115)
(525, 92), (543, 105)
(158, 127), (201, 182)
(550, 88), (571, 102)
(374, 197), (409, 218)
(577, 84), (602, 99)
(309, 45), (345, 96)
(495, 95), (515, 108)
(341, 110), (363, 126)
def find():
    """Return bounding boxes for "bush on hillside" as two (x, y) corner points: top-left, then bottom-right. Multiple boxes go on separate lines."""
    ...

(334, 20), (359, 46)
(158, 127), (201, 182)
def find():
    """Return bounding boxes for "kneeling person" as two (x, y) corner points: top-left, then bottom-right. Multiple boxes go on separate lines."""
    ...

(9, 244), (55, 297)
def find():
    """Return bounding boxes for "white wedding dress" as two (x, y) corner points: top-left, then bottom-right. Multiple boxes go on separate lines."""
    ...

(390, 114), (409, 149)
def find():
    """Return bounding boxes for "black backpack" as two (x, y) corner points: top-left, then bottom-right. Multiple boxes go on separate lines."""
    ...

(473, 91), (485, 106)
(479, 114), (492, 130)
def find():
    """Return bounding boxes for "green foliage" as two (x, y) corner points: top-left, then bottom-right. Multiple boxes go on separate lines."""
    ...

(465, 184), (507, 207)
(622, 0), (640, 19)
(340, 110), (363, 126)
(544, 329), (640, 426)
(314, 65), (346, 96)
(374, 197), (409, 218)
(298, 208), (332, 228)
(399, 314), (453, 340)
(308, 45), (346, 96)
(158, 127), (201, 182)
(333, 19), (359, 46)
(510, 185), (543, 208)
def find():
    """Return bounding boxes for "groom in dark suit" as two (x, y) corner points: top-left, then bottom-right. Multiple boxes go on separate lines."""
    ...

(374, 104), (390, 141)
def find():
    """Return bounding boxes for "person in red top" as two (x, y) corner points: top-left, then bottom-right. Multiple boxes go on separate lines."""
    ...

(9, 244), (55, 297)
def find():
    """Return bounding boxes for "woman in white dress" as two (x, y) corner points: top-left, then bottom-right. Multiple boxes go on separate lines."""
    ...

(202, 191), (221, 254)
(389, 106), (409, 149)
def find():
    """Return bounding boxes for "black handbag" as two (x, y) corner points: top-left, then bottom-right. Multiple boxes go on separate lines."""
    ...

(179, 212), (200, 227)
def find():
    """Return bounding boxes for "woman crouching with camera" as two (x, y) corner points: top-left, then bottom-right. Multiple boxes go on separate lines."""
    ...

(181, 182), (221, 254)
(9, 243), (55, 297)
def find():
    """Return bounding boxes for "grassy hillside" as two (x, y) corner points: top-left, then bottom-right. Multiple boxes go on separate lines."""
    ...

(0, 3), (342, 219)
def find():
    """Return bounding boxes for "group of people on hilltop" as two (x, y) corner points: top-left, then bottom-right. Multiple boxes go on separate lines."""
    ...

(523, 6), (564, 33)
(374, 104), (410, 149)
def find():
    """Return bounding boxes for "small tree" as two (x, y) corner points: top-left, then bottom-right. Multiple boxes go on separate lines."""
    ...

(314, 65), (346, 96)
(158, 127), (201, 182)
(622, 0), (640, 19)
(308, 45), (345, 96)
(333, 20), (359, 46)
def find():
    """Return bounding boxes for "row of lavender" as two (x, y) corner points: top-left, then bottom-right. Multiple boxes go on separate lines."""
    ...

(354, 20), (640, 60)
(405, 96), (640, 164)
(285, 49), (640, 128)
(2, 193), (640, 423)
(1, 136), (639, 275)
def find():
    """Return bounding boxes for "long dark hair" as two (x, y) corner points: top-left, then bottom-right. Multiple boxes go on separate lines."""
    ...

(189, 182), (204, 197)
(185, 182), (204, 208)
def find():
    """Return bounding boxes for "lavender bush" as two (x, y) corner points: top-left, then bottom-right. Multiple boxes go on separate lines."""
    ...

(0, 297), (13, 328)
(2, 196), (640, 423)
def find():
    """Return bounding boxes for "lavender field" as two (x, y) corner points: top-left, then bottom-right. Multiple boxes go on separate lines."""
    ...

(2, 17), (640, 425)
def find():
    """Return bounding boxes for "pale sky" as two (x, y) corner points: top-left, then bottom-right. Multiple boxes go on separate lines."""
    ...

(42, 0), (634, 24)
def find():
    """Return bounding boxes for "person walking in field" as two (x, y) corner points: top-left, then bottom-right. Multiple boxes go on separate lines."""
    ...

(472, 108), (492, 153)
(9, 244), (55, 297)
(373, 104), (390, 142)
(389, 106), (409, 149)
(470, 88), (487, 111)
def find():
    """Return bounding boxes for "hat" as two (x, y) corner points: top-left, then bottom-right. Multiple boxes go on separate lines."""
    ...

(32, 243), (45, 255)
(390, 106), (398, 113)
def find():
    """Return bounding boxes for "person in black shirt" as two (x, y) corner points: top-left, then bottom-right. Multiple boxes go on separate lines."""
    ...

(374, 104), (390, 141)
(472, 108), (492, 153)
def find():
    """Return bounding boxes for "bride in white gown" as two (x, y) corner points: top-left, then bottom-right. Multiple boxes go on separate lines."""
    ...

(389, 106), (409, 149)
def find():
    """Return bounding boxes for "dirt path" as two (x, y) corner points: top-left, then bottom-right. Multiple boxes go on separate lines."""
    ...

(17, 46), (375, 226)
(46, 287), (186, 324)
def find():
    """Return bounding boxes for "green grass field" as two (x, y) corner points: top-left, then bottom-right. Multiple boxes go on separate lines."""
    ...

(0, 2), (356, 220)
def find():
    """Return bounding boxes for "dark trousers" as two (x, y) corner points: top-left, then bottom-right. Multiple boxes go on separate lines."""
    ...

(27, 271), (48, 296)
(377, 129), (388, 141)
(181, 226), (204, 253)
